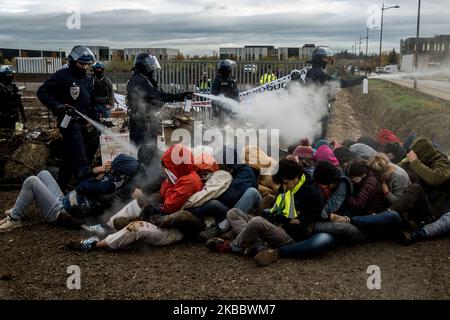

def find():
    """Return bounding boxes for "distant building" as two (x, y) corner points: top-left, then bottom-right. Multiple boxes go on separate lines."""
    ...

(400, 34), (450, 71)
(0, 48), (65, 62)
(220, 44), (318, 61)
(87, 46), (110, 61)
(123, 48), (181, 61)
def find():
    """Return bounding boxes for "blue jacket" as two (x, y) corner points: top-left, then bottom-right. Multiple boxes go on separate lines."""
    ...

(217, 164), (258, 208)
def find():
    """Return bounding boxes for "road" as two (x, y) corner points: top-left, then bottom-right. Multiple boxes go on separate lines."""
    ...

(382, 78), (450, 101)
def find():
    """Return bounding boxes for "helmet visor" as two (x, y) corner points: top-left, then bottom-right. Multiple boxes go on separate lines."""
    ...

(144, 55), (161, 72)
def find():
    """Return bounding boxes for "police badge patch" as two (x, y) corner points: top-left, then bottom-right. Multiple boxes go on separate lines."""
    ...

(70, 83), (80, 100)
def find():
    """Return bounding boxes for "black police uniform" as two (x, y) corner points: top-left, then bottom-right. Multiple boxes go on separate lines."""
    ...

(92, 75), (114, 117)
(126, 72), (187, 146)
(210, 73), (239, 126)
(0, 82), (26, 130)
(0, 81), (26, 177)
(37, 66), (98, 188)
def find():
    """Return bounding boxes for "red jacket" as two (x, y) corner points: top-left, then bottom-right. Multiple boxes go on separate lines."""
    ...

(346, 169), (386, 215)
(160, 145), (203, 213)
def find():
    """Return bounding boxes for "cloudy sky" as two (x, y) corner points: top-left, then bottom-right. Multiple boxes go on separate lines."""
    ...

(0, 0), (449, 56)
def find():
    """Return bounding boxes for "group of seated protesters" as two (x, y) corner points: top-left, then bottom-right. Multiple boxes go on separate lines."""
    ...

(1, 127), (449, 267)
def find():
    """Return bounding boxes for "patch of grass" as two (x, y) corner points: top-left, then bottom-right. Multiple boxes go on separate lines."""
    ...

(349, 79), (450, 152)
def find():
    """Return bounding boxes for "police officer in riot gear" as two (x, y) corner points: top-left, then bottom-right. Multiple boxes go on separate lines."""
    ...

(126, 53), (192, 147)
(210, 59), (239, 127)
(37, 45), (98, 190)
(91, 62), (114, 118)
(0, 65), (26, 130)
(0, 65), (27, 177)
(306, 47), (364, 139)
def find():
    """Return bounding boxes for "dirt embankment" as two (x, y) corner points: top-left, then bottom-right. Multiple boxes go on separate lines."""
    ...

(348, 79), (450, 152)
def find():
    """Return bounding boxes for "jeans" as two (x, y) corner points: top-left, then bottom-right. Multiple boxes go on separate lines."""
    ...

(314, 221), (368, 243)
(188, 187), (261, 224)
(351, 210), (402, 231)
(279, 233), (336, 258)
(228, 209), (293, 253)
(94, 104), (111, 118)
(188, 199), (229, 223)
(234, 187), (261, 213)
(10, 170), (63, 222)
(422, 212), (450, 238)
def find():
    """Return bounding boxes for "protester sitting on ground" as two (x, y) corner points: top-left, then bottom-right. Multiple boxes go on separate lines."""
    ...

(349, 143), (377, 161)
(382, 142), (407, 165)
(394, 137), (450, 243)
(368, 153), (411, 205)
(331, 159), (385, 220)
(0, 154), (140, 232)
(205, 158), (329, 266)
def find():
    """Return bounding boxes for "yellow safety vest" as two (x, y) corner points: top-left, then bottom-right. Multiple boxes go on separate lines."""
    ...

(260, 73), (277, 85)
(269, 174), (306, 219)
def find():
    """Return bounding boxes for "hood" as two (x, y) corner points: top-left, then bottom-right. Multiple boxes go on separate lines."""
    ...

(111, 154), (140, 177)
(313, 145), (339, 167)
(161, 144), (194, 179)
(293, 146), (314, 159)
(349, 143), (377, 160)
(410, 137), (439, 165)
(193, 153), (219, 172)
(377, 128), (402, 145)
(242, 145), (277, 172)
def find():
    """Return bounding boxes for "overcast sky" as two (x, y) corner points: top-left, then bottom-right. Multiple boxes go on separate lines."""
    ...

(0, 0), (449, 56)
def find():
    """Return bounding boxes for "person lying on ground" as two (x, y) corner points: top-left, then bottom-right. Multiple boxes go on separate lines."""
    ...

(66, 210), (205, 252)
(0, 154), (140, 232)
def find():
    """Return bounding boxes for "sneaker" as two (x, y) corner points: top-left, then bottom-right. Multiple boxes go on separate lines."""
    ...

(255, 248), (279, 267)
(196, 225), (223, 242)
(205, 237), (231, 253)
(81, 224), (111, 237)
(66, 237), (99, 252)
(56, 211), (82, 230)
(0, 215), (22, 233)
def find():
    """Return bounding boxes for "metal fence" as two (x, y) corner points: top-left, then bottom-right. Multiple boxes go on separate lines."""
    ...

(16, 57), (62, 74)
(15, 60), (307, 93)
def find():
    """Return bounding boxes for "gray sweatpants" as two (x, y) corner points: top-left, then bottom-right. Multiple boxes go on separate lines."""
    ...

(9, 170), (63, 222)
(422, 212), (450, 238)
(227, 208), (293, 252)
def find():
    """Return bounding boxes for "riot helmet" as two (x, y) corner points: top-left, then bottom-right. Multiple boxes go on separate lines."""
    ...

(311, 47), (332, 69)
(91, 61), (105, 79)
(0, 65), (16, 85)
(217, 59), (235, 77)
(134, 53), (161, 76)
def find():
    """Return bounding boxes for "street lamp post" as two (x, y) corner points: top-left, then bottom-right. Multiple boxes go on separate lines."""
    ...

(414, 0), (421, 89)
(378, 3), (400, 75)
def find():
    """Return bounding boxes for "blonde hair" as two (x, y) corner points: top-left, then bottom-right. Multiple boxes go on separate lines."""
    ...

(368, 153), (395, 180)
